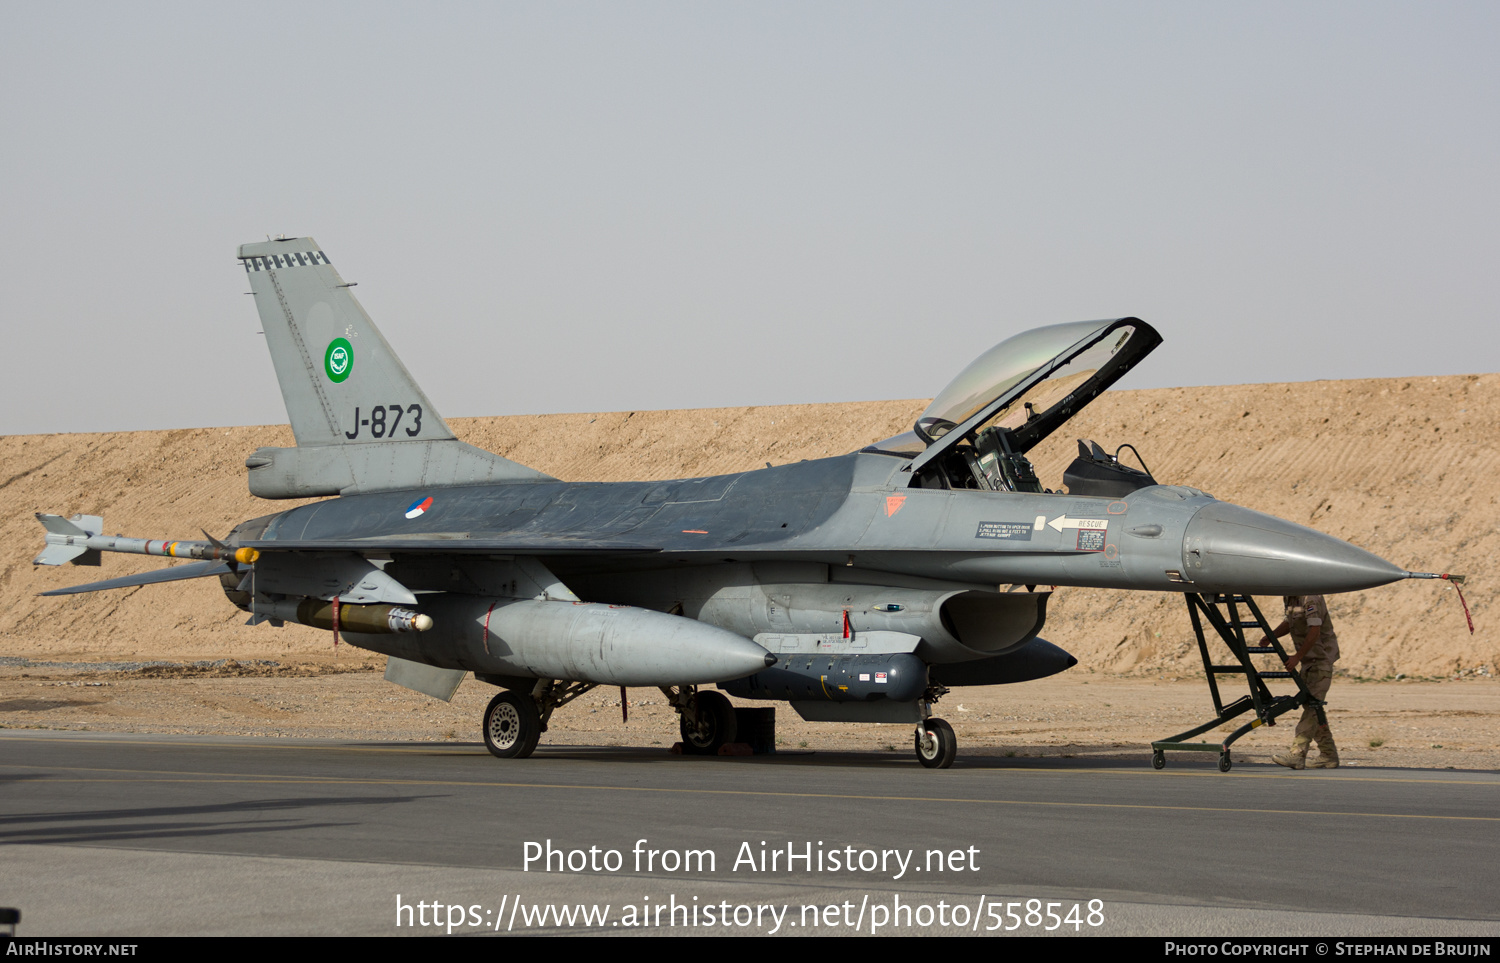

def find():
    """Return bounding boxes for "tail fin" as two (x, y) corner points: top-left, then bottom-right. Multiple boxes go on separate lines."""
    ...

(239, 238), (552, 497)
(33, 513), (103, 566)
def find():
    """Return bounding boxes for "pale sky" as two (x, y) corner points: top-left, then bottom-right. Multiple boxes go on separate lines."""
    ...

(2, 2), (1496, 435)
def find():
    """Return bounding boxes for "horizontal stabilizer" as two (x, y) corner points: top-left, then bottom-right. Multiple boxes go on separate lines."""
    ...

(39, 561), (232, 596)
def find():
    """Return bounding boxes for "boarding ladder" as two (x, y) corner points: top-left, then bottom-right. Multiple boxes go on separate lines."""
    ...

(1150, 593), (1326, 772)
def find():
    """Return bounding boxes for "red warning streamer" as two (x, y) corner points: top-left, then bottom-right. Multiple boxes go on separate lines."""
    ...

(1442, 575), (1475, 635)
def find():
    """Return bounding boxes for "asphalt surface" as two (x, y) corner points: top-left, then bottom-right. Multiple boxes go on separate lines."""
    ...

(2, 730), (1497, 937)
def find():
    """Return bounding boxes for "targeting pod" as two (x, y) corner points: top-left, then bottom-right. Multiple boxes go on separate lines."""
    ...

(720, 653), (929, 703)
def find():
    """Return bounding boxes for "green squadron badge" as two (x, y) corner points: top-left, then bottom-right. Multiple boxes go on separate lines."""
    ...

(324, 338), (353, 383)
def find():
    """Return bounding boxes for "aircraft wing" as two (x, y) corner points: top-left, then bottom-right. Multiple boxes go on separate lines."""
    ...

(32, 511), (658, 603)
(241, 538), (662, 555)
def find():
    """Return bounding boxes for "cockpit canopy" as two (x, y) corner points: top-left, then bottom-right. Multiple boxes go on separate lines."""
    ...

(864, 318), (1161, 491)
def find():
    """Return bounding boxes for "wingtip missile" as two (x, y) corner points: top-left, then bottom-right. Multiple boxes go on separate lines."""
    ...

(33, 514), (259, 567)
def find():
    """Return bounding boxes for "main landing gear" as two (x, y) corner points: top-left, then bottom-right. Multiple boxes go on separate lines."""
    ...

(478, 679), (964, 768)
(663, 686), (737, 755)
(481, 679), (596, 760)
(483, 691), (541, 758)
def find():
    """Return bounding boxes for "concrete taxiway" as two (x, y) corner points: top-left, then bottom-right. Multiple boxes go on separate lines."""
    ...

(1, 730), (1496, 936)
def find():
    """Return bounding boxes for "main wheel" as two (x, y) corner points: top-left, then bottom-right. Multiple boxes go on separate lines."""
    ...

(915, 718), (957, 769)
(483, 690), (541, 759)
(679, 691), (736, 755)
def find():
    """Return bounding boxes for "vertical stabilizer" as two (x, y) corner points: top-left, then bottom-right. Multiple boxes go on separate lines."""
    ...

(239, 238), (552, 497)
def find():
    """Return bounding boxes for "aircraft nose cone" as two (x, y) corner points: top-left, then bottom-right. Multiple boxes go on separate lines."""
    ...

(1182, 501), (1405, 595)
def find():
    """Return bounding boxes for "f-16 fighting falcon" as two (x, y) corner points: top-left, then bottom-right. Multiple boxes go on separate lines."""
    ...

(34, 237), (1451, 769)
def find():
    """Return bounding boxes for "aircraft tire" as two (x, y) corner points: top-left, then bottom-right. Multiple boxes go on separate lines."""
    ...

(679, 691), (736, 755)
(915, 718), (957, 769)
(483, 691), (541, 759)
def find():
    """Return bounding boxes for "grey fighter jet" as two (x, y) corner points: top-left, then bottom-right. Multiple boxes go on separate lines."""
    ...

(34, 237), (1424, 768)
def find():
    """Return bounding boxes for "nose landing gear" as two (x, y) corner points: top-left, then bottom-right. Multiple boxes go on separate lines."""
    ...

(915, 718), (957, 769)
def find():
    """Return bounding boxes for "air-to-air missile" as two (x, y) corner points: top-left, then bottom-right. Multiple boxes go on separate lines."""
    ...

(35, 514), (260, 567)
(34, 237), (1460, 769)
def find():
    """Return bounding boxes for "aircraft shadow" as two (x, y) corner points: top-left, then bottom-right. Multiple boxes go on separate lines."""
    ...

(496, 742), (1167, 772)
(0, 793), (440, 846)
(495, 743), (1496, 775)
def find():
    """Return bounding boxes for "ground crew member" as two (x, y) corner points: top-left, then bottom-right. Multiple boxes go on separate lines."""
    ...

(1262, 595), (1340, 770)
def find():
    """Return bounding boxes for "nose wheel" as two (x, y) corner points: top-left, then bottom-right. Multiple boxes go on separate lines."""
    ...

(915, 718), (957, 769)
(483, 691), (542, 759)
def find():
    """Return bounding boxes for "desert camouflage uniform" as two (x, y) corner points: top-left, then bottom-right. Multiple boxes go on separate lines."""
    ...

(1286, 595), (1339, 761)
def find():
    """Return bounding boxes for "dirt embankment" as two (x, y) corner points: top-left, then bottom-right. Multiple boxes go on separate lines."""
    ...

(0, 374), (1494, 679)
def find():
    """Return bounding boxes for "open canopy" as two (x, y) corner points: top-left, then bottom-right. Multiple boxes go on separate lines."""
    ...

(868, 318), (1161, 463)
